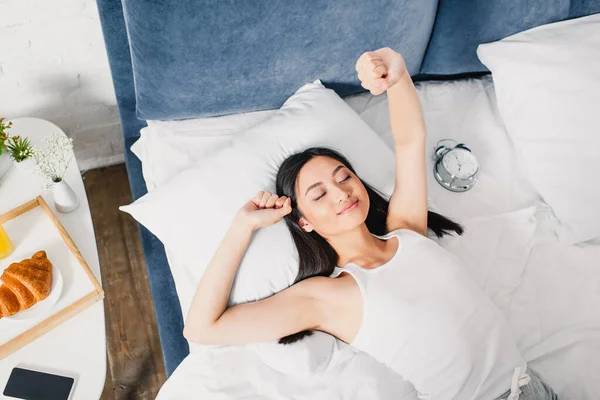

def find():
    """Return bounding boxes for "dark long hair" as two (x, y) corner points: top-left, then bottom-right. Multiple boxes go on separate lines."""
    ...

(275, 147), (463, 344)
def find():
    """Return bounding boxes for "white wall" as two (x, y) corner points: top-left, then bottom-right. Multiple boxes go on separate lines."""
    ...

(0, 0), (123, 171)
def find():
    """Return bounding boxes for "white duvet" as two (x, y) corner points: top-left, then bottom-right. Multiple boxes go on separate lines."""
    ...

(134, 77), (600, 399)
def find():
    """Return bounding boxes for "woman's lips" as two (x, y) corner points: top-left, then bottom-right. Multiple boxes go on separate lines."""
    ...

(338, 200), (359, 215)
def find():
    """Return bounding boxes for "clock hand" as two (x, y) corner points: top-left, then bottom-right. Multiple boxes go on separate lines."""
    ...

(454, 152), (462, 170)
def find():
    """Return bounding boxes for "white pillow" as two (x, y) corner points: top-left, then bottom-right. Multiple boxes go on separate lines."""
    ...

(121, 80), (400, 376)
(131, 109), (276, 191)
(477, 14), (600, 244)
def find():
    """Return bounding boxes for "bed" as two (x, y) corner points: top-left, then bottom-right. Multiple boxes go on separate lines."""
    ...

(95, 1), (600, 398)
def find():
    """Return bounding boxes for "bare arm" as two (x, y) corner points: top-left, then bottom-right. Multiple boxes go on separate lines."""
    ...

(356, 48), (428, 236)
(386, 73), (428, 236)
(183, 192), (325, 345)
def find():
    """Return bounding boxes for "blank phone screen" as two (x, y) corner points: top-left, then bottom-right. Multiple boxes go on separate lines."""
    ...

(3, 367), (74, 400)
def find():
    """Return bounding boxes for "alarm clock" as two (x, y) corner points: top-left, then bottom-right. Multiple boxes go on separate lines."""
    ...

(432, 139), (479, 192)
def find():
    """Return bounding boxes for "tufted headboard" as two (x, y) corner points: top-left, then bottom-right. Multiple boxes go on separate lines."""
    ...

(95, 0), (600, 375)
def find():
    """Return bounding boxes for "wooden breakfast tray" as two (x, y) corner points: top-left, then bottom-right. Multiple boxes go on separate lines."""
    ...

(0, 196), (104, 359)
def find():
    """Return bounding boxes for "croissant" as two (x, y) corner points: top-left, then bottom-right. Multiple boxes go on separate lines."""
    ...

(0, 251), (53, 319)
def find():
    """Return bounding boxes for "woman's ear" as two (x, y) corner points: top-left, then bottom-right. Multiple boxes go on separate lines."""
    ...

(299, 217), (314, 233)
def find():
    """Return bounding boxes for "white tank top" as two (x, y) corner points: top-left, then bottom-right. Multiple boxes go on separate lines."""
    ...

(330, 228), (527, 400)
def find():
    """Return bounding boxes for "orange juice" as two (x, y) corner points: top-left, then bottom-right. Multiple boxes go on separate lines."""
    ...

(0, 224), (14, 260)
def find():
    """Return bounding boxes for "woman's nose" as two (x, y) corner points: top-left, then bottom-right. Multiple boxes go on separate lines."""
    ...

(333, 185), (350, 203)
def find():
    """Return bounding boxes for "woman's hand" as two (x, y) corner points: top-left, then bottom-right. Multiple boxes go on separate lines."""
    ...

(355, 47), (407, 96)
(235, 191), (292, 231)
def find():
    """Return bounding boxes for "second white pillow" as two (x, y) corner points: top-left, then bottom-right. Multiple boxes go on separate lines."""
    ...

(477, 14), (600, 244)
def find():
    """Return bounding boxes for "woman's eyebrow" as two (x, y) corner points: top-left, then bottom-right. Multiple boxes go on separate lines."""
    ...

(332, 165), (345, 176)
(304, 165), (346, 195)
(305, 182), (322, 196)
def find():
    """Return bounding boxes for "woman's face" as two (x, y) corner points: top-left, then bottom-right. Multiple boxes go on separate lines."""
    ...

(295, 156), (370, 237)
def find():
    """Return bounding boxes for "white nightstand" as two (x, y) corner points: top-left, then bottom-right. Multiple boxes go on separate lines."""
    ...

(0, 118), (106, 399)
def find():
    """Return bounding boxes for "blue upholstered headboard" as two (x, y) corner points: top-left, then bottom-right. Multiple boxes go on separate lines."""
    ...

(95, 0), (600, 375)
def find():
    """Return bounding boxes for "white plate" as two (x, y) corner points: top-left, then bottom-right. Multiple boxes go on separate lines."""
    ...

(3, 262), (64, 321)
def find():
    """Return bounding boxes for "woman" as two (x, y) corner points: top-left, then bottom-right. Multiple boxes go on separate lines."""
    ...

(183, 48), (558, 400)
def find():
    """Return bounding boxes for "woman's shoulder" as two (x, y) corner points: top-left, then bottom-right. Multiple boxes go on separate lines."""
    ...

(295, 273), (355, 301)
(294, 273), (346, 291)
(311, 273), (360, 317)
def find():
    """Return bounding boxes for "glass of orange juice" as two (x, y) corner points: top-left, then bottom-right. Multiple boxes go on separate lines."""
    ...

(0, 224), (14, 260)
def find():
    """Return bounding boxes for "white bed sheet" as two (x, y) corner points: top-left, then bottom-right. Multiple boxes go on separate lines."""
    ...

(131, 77), (600, 399)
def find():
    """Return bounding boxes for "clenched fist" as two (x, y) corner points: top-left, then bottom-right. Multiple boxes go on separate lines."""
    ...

(355, 47), (407, 96)
(235, 191), (292, 231)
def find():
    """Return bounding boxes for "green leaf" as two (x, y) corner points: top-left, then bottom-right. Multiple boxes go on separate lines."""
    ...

(6, 136), (34, 162)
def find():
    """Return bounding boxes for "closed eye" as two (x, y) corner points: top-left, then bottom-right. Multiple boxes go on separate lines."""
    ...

(314, 192), (327, 201)
(314, 176), (350, 201)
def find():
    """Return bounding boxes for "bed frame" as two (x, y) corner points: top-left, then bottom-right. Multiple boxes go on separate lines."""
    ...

(95, 0), (600, 375)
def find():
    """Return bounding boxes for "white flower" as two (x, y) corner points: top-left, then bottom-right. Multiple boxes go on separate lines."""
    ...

(33, 132), (74, 191)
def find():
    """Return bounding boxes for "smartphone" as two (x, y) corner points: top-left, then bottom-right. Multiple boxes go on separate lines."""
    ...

(3, 367), (75, 400)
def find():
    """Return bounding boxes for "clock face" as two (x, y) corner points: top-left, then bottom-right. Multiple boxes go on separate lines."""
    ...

(442, 148), (478, 179)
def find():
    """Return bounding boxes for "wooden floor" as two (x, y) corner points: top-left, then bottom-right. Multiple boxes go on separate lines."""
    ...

(83, 164), (166, 400)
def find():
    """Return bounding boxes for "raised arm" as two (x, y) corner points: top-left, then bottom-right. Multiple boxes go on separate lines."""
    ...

(356, 48), (428, 236)
(183, 192), (325, 345)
